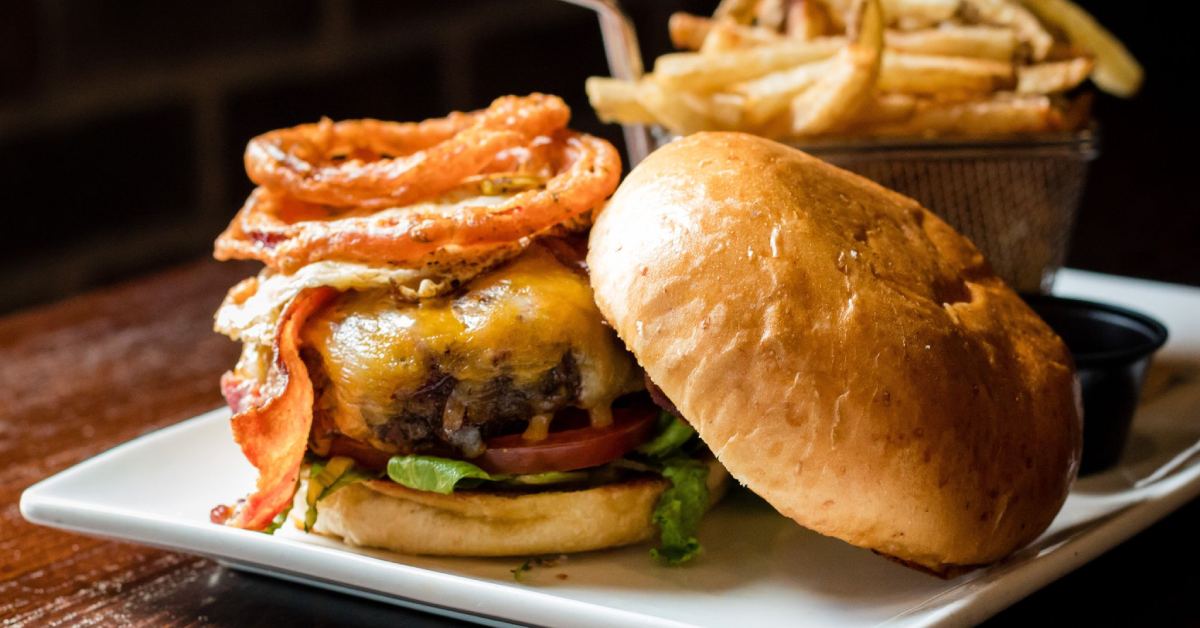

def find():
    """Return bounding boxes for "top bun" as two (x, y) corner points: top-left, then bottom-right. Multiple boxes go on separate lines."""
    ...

(587, 132), (1081, 572)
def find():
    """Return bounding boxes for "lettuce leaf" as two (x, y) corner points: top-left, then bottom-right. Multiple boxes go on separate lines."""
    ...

(386, 455), (496, 494)
(373, 433), (716, 565)
(649, 456), (710, 565)
(305, 458), (376, 531)
(327, 466), (375, 493)
(636, 413), (696, 460)
(262, 503), (292, 535)
(386, 456), (602, 492)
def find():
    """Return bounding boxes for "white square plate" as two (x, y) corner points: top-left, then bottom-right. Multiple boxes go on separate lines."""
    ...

(22, 270), (1200, 627)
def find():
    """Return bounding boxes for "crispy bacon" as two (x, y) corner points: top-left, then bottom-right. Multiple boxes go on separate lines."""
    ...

(220, 371), (260, 415)
(224, 287), (336, 530)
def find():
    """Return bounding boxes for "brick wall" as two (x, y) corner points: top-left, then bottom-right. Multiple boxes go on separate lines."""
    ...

(0, 1), (1195, 313)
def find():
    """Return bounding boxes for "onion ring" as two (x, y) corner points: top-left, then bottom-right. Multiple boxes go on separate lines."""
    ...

(244, 94), (570, 209)
(215, 129), (620, 273)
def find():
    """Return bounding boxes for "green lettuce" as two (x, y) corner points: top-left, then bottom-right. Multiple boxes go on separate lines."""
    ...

(326, 466), (374, 494)
(510, 559), (532, 582)
(635, 413), (714, 564)
(262, 503), (292, 535)
(649, 456), (710, 565)
(305, 458), (376, 531)
(636, 413), (696, 460)
(376, 414), (715, 566)
(386, 455), (496, 494)
(386, 455), (593, 493)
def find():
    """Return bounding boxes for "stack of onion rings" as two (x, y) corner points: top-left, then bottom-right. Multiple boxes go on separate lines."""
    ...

(215, 93), (621, 273)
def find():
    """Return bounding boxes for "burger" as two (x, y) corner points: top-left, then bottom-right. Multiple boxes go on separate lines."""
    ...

(211, 94), (729, 563)
(213, 93), (1081, 573)
(587, 132), (1082, 573)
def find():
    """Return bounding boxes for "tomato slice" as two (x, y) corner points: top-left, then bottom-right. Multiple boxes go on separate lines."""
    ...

(475, 405), (657, 475)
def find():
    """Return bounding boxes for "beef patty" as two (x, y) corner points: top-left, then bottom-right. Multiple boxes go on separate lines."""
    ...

(305, 349), (582, 457)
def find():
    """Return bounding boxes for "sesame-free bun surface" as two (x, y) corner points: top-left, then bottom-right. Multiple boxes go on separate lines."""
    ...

(587, 132), (1081, 572)
(295, 459), (728, 557)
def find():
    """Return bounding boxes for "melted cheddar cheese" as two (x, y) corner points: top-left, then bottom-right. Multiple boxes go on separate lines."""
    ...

(302, 245), (643, 450)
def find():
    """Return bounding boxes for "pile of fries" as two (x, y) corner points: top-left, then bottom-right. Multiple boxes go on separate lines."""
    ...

(587, 0), (1141, 139)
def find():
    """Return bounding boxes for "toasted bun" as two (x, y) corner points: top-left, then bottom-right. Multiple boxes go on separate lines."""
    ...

(295, 459), (729, 556)
(587, 132), (1081, 572)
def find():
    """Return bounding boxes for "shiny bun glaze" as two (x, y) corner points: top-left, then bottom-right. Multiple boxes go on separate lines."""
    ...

(587, 132), (1082, 572)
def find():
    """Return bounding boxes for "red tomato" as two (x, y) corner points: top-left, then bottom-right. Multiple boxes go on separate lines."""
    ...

(475, 405), (657, 475)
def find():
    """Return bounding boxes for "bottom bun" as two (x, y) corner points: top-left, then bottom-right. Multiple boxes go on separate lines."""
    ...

(293, 459), (730, 557)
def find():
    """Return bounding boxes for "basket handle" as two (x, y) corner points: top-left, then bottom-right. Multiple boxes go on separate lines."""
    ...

(559, 0), (654, 165)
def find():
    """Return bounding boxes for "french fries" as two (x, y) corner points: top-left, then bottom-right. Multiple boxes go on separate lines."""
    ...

(1021, 0), (1143, 97)
(852, 93), (919, 126)
(829, 0), (959, 29)
(709, 92), (749, 129)
(787, 0), (832, 40)
(585, 77), (655, 124)
(882, 0), (960, 29)
(884, 25), (1017, 61)
(878, 52), (1014, 94)
(654, 37), (844, 91)
(860, 93), (1060, 136)
(591, 0), (1139, 140)
(961, 0), (1053, 61)
(755, 0), (789, 31)
(700, 19), (789, 53)
(634, 79), (721, 135)
(789, 47), (878, 134)
(1017, 58), (1094, 94)
(734, 59), (835, 127)
(714, 0), (760, 24)
(789, 0), (884, 135)
(668, 12), (713, 51)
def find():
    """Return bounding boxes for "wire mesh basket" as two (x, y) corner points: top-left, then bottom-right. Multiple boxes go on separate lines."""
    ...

(570, 0), (1098, 293)
(776, 133), (1098, 293)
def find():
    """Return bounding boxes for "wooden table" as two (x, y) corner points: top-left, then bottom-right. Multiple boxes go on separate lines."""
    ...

(3, 259), (1198, 626)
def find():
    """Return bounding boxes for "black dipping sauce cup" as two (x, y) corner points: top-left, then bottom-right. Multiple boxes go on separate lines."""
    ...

(1023, 294), (1169, 475)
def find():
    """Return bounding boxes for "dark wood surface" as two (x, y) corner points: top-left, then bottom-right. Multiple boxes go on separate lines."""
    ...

(2, 258), (1198, 627)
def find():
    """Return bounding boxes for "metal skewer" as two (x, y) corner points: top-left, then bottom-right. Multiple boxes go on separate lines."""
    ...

(558, 0), (652, 164)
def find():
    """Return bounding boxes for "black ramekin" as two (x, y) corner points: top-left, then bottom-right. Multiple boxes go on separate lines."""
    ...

(1022, 294), (1169, 475)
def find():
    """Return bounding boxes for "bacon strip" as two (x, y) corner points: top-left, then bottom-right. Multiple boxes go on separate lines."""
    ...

(224, 287), (336, 530)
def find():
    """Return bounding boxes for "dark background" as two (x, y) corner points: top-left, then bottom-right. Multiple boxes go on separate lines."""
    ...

(0, 0), (1196, 313)
(1, 2), (1198, 625)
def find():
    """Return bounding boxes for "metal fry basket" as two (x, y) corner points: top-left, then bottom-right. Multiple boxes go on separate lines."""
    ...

(570, 0), (1097, 293)
(785, 133), (1098, 293)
